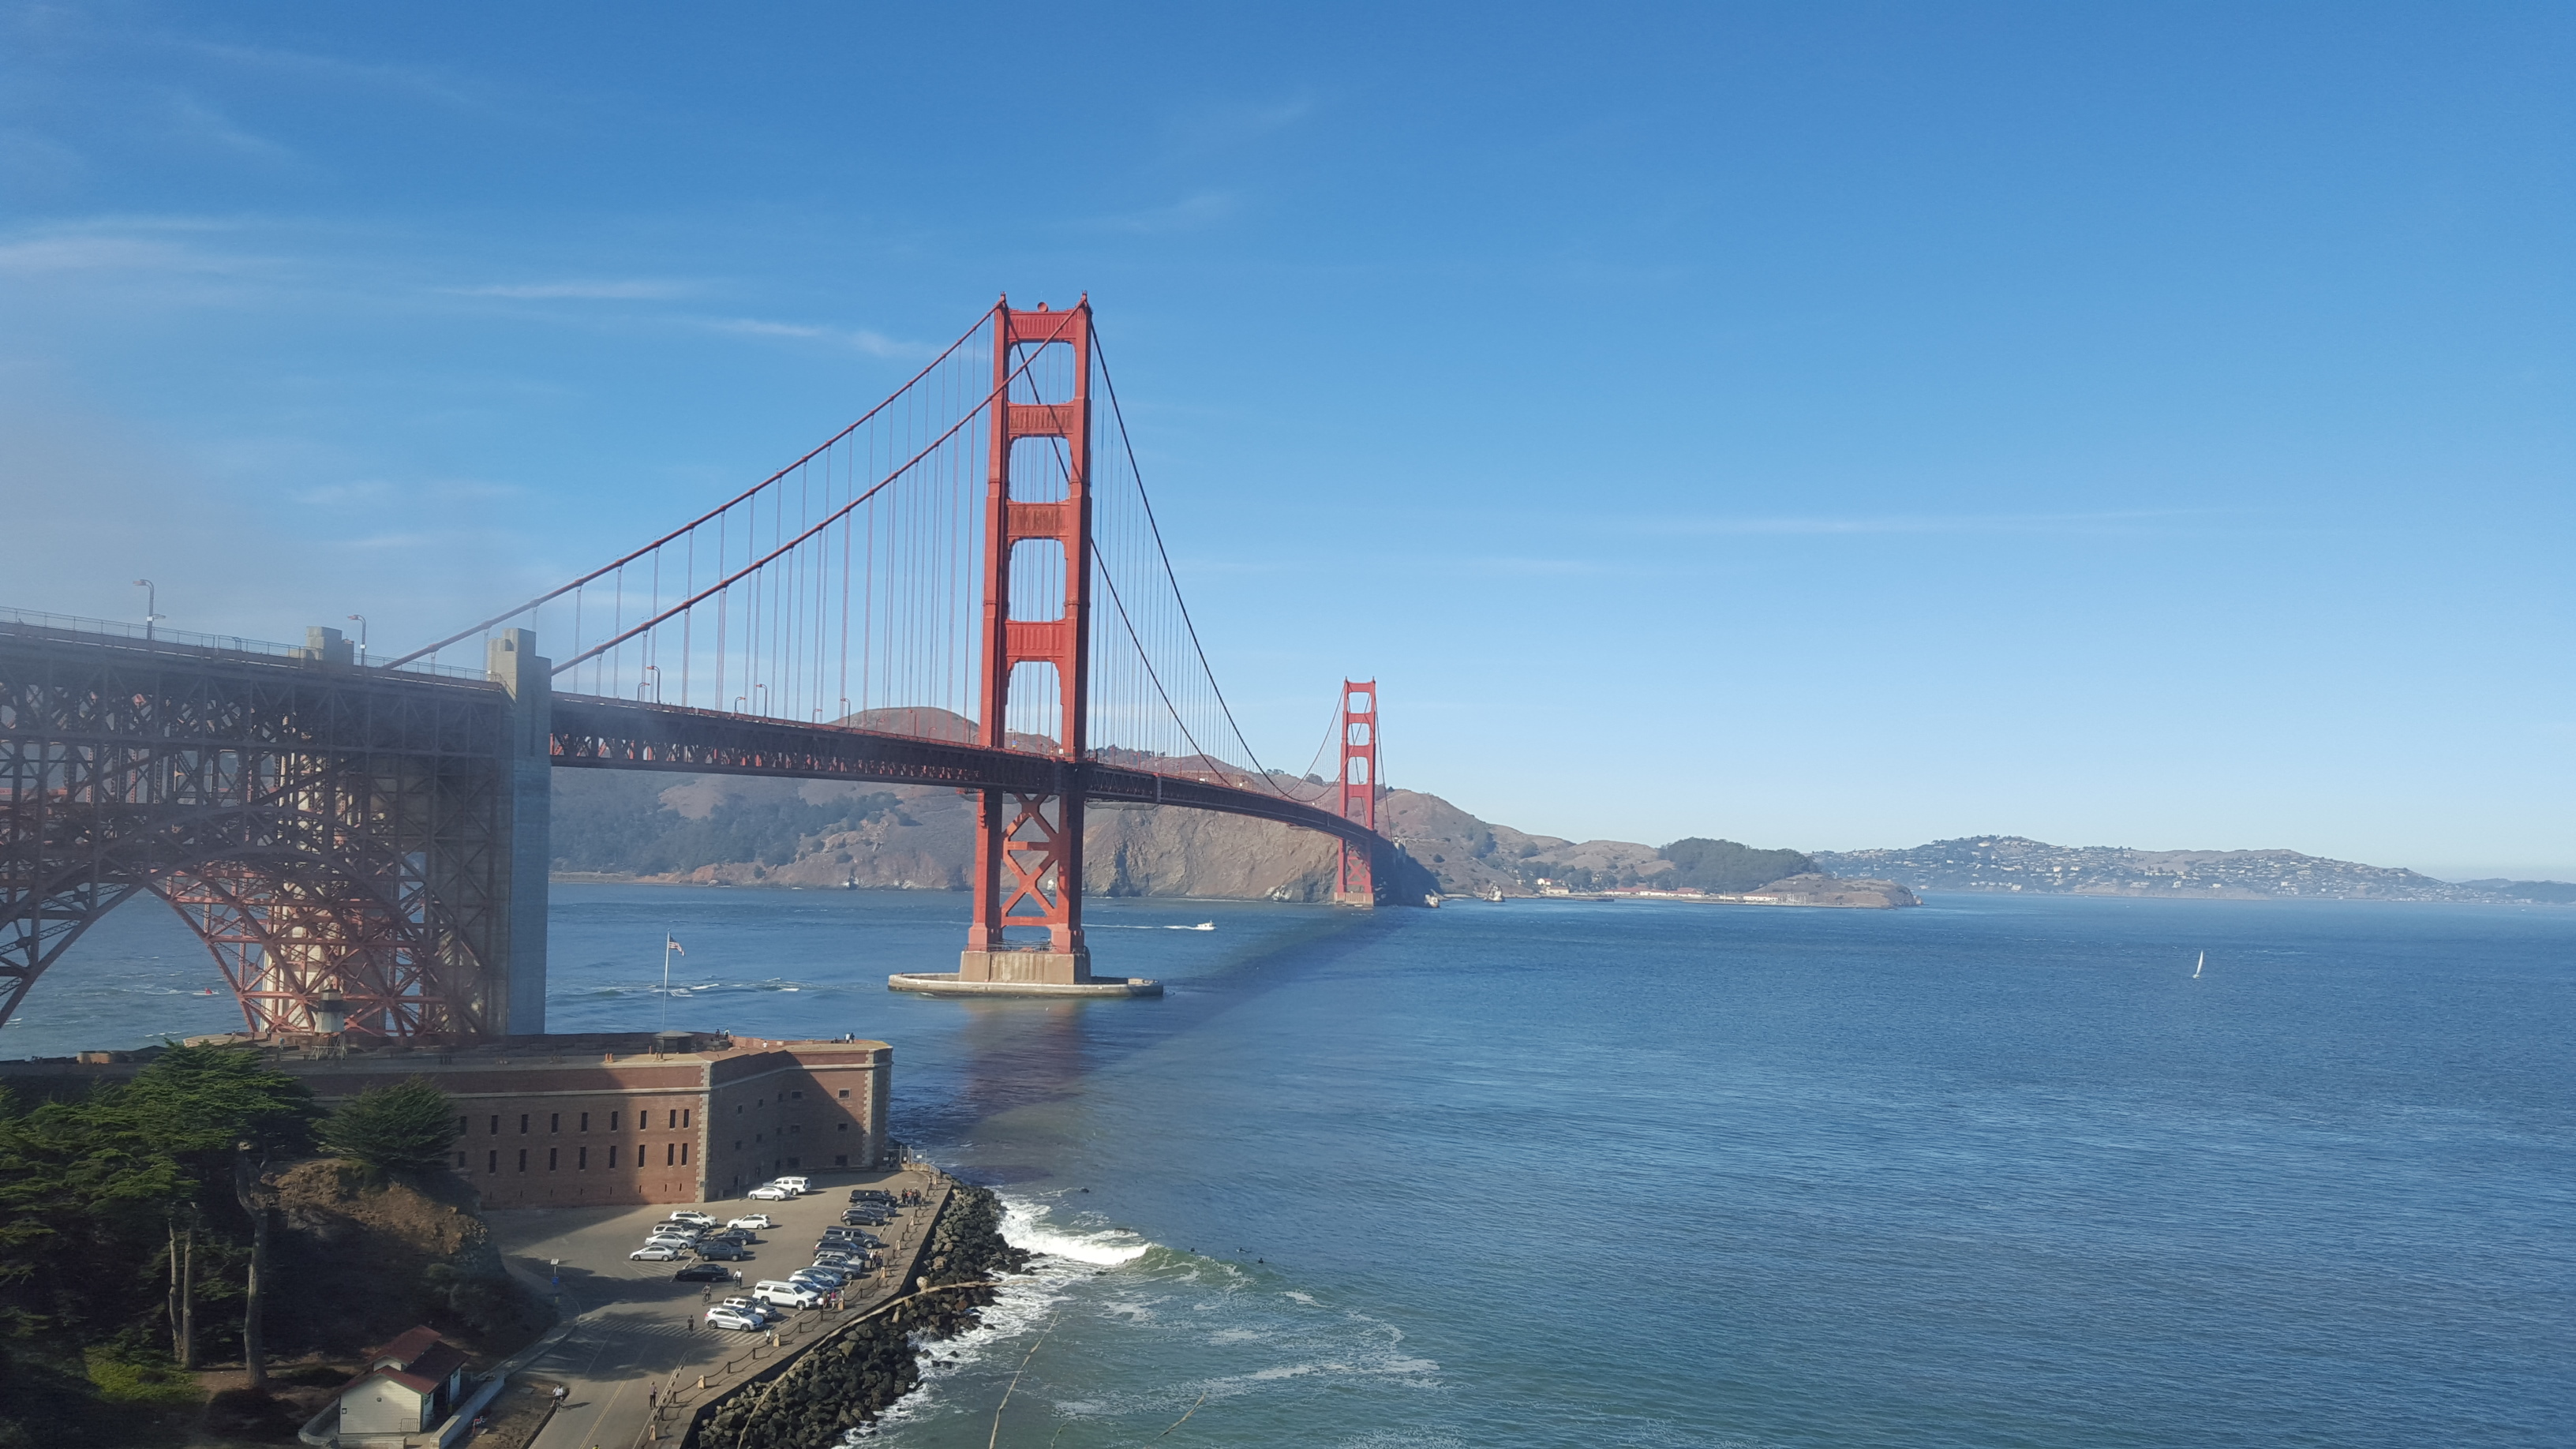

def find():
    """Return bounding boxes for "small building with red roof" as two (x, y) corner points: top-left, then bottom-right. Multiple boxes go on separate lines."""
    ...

(301, 1326), (494, 1448)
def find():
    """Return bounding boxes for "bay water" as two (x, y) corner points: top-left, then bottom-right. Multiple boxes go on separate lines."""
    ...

(14, 887), (2571, 1446)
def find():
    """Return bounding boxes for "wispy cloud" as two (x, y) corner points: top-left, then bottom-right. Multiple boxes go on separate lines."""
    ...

(1077, 190), (1242, 235)
(294, 477), (520, 509)
(165, 93), (295, 163)
(1650, 508), (2221, 537)
(1163, 94), (1318, 158)
(0, 227), (264, 278)
(182, 38), (477, 109)
(701, 317), (917, 358)
(448, 279), (698, 300)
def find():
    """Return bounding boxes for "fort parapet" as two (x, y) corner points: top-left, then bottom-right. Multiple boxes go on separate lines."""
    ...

(0, 1031), (889, 1208)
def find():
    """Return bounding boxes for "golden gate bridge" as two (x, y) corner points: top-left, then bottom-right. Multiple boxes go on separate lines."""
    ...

(0, 298), (1388, 1038)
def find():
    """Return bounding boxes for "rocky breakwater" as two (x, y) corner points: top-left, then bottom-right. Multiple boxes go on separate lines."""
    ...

(687, 1185), (1033, 1449)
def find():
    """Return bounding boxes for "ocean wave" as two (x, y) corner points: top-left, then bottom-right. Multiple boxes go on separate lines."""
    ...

(999, 1199), (1154, 1266)
(841, 1195), (1118, 1441)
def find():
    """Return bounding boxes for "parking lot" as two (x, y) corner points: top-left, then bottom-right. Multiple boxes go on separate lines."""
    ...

(486, 1166), (941, 1449)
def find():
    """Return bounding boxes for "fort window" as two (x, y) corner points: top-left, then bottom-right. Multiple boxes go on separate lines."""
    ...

(834, 1155), (848, 1166)
(837, 1090), (849, 1099)
(610, 1110), (621, 1132)
(487, 1150), (497, 1173)
(792, 1091), (803, 1099)
(609, 1145), (620, 1168)
(455, 1151), (467, 1168)
(578, 1146), (589, 1170)
(550, 1113), (560, 1133)
(580, 1112), (590, 1132)
(665, 1143), (676, 1166)
(519, 1114), (530, 1134)
(682, 1143), (691, 1164)
(837, 1123), (848, 1132)
(683, 1108), (692, 1127)
(456, 1114), (469, 1133)
(489, 1115), (500, 1135)
(548, 1148), (559, 1170)
(668, 1109), (678, 1129)
(516, 1148), (527, 1172)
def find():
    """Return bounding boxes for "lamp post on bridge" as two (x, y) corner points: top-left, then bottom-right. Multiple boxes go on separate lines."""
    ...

(133, 579), (161, 642)
(345, 614), (367, 666)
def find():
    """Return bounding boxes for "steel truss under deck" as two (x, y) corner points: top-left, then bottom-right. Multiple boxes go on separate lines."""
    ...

(0, 622), (514, 1039)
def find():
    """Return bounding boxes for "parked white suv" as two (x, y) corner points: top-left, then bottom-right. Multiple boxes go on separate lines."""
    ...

(746, 1184), (795, 1202)
(750, 1279), (820, 1309)
(666, 1211), (718, 1227)
(770, 1176), (811, 1195)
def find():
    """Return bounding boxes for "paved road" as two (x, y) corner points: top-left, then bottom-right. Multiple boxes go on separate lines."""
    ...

(489, 1167), (941, 1449)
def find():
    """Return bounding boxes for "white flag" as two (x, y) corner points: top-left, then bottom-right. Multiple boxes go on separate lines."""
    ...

(667, 935), (686, 956)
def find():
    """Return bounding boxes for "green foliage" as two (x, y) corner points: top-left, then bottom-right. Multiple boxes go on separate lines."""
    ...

(1659, 837), (1815, 893)
(120, 1043), (316, 1164)
(82, 1348), (198, 1408)
(0, 1345), (189, 1449)
(0, 1046), (309, 1351)
(549, 773), (901, 873)
(318, 1077), (455, 1181)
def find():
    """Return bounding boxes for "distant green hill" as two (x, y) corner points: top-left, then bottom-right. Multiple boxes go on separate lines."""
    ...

(2460, 878), (2576, 904)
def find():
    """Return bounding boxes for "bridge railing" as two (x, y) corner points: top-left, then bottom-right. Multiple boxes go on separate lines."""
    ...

(0, 606), (488, 680)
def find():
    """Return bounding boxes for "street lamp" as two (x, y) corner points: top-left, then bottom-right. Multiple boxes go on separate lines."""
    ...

(638, 664), (660, 702)
(133, 579), (162, 641)
(345, 614), (368, 666)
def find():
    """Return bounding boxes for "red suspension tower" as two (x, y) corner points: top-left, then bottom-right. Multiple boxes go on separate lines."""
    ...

(1335, 680), (1380, 907)
(960, 298), (1098, 985)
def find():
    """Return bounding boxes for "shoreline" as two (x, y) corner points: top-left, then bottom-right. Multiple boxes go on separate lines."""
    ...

(679, 1179), (1032, 1448)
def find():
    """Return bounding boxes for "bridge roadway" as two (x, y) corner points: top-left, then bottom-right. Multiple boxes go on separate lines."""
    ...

(548, 692), (1371, 845)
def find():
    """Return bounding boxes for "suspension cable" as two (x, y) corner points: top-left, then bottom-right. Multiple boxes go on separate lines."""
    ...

(1092, 333), (1304, 798)
(384, 309), (993, 668)
(550, 331), (1062, 676)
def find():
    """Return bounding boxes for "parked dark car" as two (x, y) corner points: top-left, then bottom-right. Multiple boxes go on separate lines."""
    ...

(696, 1241), (749, 1261)
(673, 1263), (733, 1282)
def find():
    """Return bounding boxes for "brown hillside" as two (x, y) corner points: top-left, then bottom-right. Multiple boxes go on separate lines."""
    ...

(268, 1160), (551, 1358)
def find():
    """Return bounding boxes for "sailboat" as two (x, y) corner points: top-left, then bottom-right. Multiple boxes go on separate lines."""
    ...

(2192, 950), (2204, 979)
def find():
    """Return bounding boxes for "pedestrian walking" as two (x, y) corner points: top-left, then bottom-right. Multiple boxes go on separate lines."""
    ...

(647, 1385), (657, 1408)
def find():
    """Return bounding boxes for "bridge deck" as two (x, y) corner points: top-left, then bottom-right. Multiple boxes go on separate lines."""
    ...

(549, 695), (1372, 846)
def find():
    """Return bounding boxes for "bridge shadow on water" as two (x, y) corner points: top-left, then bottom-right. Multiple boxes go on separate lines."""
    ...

(893, 907), (1402, 1176)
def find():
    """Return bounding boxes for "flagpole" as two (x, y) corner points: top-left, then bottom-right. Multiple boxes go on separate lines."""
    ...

(661, 933), (672, 1032)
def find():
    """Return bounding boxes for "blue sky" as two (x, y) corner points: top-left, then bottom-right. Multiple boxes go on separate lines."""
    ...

(3, 2), (2569, 877)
